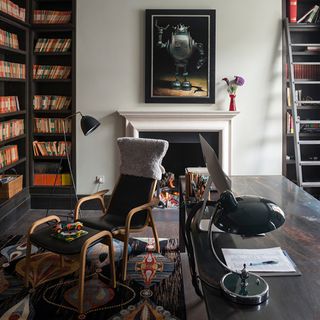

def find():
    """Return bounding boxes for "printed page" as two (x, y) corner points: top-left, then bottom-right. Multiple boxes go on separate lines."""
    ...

(221, 247), (296, 273)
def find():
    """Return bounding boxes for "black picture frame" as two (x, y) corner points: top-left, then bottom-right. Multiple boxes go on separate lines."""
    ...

(145, 9), (216, 104)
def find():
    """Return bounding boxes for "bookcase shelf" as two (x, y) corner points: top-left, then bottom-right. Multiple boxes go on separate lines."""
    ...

(0, 134), (26, 147)
(0, 157), (27, 174)
(34, 156), (67, 160)
(284, 0), (320, 200)
(33, 133), (71, 137)
(0, 77), (26, 82)
(34, 51), (71, 56)
(33, 78), (72, 82)
(0, 12), (30, 29)
(32, 24), (74, 30)
(0, 44), (26, 55)
(0, 110), (26, 118)
(33, 110), (71, 115)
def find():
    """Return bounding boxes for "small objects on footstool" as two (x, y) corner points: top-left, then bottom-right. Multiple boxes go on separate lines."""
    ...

(51, 221), (88, 242)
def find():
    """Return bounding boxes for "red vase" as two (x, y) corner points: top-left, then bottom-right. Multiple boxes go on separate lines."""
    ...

(229, 94), (236, 111)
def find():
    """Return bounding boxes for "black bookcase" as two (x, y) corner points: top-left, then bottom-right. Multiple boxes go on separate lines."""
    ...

(29, 0), (76, 205)
(283, 0), (320, 200)
(0, 0), (30, 210)
(0, 0), (76, 216)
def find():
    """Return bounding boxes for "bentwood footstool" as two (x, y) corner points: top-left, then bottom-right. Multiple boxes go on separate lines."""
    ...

(23, 215), (116, 315)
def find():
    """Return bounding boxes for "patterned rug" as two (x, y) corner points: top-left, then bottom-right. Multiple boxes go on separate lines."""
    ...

(0, 236), (186, 320)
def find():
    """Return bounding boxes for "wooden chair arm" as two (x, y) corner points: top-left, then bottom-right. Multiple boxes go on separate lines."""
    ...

(74, 189), (109, 220)
(125, 197), (159, 230)
(28, 215), (61, 236)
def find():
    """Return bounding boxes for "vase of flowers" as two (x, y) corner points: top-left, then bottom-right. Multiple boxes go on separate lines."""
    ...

(222, 76), (245, 111)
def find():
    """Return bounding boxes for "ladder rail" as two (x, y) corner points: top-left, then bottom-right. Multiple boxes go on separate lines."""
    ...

(284, 18), (303, 186)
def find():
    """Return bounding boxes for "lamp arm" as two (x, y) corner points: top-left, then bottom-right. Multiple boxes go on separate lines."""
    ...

(208, 204), (241, 276)
(64, 111), (83, 120)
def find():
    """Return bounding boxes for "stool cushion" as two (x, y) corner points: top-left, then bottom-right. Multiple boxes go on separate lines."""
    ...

(30, 226), (107, 255)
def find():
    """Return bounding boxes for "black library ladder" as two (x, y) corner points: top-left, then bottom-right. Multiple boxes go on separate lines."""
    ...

(284, 18), (320, 192)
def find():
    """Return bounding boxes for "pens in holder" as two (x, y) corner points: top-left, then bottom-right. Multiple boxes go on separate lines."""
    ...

(249, 260), (278, 266)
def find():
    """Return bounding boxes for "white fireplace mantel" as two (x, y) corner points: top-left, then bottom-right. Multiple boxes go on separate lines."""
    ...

(118, 110), (239, 175)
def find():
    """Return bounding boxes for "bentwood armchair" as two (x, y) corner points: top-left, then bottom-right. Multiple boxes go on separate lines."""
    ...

(74, 137), (169, 281)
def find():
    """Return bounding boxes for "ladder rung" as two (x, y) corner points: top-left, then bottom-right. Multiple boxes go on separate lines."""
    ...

(299, 140), (320, 145)
(298, 100), (320, 104)
(293, 80), (320, 84)
(299, 120), (320, 124)
(291, 43), (320, 47)
(301, 182), (320, 188)
(293, 62), (320, 65)
(300, 161), (320, 165)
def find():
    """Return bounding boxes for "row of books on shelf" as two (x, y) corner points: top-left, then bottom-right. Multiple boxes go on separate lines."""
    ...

(297, 5), (320, 23)
(0, 119), (24, 142)
(301, 122), (320, 132)
(0, 96), (20, 113)
(287, 112), (320, 133)
(0, 60), (25, 79)
(33, 65), (71, 80)
(34, 173), (71, 186)
(0, 144), (18, 169)
(286, 64), (320, 80)
(33, 140), (71, 157)
(33, 95), (71, 110)
(0, 0), (25, 22)
(34, 118), (71, 134)
(33, 10), (71, 24)
(0, 28), (18, 49)
(287, 112), (294, 134)
(35, 38), (71, 53)
(286, 88), (302, 107)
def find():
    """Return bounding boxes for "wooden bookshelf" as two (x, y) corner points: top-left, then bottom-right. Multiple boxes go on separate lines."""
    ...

(30, 0), (75, 195)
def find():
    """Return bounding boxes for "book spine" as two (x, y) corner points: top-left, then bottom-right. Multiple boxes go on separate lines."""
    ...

(289, 0), (298, 23)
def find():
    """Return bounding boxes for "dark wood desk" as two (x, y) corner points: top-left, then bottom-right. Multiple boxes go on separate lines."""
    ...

(187, 176), (320, 320)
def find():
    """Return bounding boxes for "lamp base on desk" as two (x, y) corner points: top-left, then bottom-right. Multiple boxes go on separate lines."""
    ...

(220, 272), (269, 305)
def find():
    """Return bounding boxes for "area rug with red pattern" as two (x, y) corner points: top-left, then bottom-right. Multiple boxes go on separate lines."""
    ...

(0, 235), (186, 320)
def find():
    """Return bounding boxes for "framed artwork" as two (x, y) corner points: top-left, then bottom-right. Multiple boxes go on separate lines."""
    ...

(145, 9), (216, 104)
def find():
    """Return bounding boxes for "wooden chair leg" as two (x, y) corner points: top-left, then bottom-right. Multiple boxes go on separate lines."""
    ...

(122, 234), (129, 281)
(78, 253), (86, 315)
(106, 237), (116, 288)
(79, 231), (116, 314)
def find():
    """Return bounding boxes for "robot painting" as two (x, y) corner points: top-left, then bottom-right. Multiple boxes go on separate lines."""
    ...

(145, 10), (215, 103)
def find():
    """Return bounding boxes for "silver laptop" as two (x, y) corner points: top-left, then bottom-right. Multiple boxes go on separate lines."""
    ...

(199, 134), (231, 196)
(199, 134), (231, 232)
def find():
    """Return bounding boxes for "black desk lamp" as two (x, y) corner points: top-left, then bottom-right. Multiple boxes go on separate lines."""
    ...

(198, 134), (285, 305)
(207, 189), (285, 304)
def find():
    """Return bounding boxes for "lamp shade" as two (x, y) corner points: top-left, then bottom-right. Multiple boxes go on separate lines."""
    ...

(213, 190), (285, 236)
(80, 115), (100, 136)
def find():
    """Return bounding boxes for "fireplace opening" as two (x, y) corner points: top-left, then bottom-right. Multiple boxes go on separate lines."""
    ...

(140, 132), (219, 175)
(139, 131), (219, 207)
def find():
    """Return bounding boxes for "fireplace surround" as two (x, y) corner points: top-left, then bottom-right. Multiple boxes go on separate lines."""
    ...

(118, 110), (239, 175)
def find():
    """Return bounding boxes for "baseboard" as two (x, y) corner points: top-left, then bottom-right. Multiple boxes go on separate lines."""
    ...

(0, 188), (31, 230)
(30, 193), (110, 210)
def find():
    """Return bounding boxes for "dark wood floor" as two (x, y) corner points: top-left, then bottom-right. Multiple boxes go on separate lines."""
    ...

(1, 206), (207, 320)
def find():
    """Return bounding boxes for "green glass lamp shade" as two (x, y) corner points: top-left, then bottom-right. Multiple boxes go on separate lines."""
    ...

(213, 190), (285, 236)
(80, 115), (100, 136)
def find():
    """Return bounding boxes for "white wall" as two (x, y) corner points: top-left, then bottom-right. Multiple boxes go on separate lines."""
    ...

(77, 0), (283, 194)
